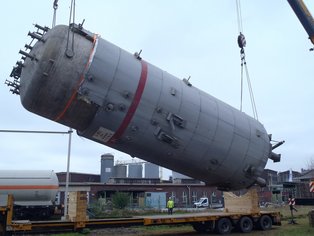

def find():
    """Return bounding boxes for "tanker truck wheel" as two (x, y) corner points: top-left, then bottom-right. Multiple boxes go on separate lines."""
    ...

(0, 223), (3, 236)
(0, 214), (6, 236)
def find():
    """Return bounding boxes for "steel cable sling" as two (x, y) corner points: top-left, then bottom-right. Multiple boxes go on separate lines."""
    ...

(236, 0), (259, 121)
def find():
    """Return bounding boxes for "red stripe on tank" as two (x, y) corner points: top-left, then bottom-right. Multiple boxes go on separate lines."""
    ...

(0, 185), (59, 190)
(109, 60), (148, 143)
(54, 35), (98, 122)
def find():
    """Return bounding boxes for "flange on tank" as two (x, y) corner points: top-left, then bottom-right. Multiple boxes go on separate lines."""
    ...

(7, 23), (283, 190)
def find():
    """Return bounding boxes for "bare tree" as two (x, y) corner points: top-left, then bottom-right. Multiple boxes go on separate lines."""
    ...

(306, 156), (314, 170)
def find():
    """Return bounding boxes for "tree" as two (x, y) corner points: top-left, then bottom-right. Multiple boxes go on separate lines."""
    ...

(112, 192), (130, 209)
(307, 156), (314, 170)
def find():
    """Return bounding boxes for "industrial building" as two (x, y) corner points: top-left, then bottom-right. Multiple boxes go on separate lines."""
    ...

(55, 154), (314, 209)
(56, 153), (222, 208)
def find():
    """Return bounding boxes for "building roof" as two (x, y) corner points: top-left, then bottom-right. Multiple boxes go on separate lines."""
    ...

(293, 169), (314, 181)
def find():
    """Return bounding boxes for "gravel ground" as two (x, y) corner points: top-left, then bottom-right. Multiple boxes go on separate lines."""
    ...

(13, 225), (196, 236)
(87, 226), (198, 236)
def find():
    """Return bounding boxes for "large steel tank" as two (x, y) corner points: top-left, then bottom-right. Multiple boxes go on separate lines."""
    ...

(0, 170), (59, 206)
(172, 171), (192, 180)
(144, 163), (159, 179)
(128, 163), (143, 178)
(11, 24), (281, 190)
(113, 165), (127, 178)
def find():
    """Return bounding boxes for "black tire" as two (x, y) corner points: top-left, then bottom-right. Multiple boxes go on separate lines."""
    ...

(238, 216), (253, 233)
(215, 217), (232, 234)
(257, 215), (272, 231)
(0, 213), (6, 236)
(0, 224), (4, 236)
(192, 222), (213, 233)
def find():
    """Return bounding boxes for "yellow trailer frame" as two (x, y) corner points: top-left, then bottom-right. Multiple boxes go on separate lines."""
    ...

(0, 191), (281, 235)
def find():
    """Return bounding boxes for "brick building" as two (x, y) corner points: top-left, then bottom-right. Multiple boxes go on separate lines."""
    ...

(56, 168), (312, 208)
(56, 172), (223, 208)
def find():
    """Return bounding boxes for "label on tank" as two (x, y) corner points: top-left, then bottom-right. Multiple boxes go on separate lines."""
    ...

(93, 127), (114, 143)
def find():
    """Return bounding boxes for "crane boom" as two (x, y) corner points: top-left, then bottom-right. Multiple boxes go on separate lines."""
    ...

(287, 0), (314, 45)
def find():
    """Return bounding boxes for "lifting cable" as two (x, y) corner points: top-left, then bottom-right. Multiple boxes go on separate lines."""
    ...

(65, 0), (76, 58)
(51, 0), (76, 57)
(235, 0), (259, 121)
(52, 0), (58, 28)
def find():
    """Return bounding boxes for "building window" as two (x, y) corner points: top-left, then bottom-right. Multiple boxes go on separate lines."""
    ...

(86, 192), (90, 204)
(192, 191), (198, 203)
(182, 191), (187, 203)
(171, 191), (176, 203)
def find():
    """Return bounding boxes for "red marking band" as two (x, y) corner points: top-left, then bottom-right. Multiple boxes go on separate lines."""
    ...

(54, 35), (98, 122)
(109, 60), (148, 142)
(0, 185), (59, 190)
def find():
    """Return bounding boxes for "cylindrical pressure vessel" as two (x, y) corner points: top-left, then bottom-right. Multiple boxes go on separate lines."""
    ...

(17, 24), (278, 190)
(0, 170), (59, 206)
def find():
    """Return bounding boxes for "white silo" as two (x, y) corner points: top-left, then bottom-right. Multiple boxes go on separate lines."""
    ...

(128, 163), (143, 178)
(144, 163), (159, 178)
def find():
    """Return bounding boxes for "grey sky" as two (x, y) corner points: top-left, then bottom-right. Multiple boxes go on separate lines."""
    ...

(1, 0), (313, 178)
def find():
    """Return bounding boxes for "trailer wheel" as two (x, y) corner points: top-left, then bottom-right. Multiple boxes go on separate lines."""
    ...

(215, 217), (232, 234)
(192, 221), (214, 233)
(257, 215), (272, 231)
(238, 216), (253, 233)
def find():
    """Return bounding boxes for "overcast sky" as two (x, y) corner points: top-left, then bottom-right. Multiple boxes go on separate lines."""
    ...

(1, 0), (313, 178)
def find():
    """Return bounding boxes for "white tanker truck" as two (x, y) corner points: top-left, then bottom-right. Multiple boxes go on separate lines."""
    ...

(0, 170), (59, 219)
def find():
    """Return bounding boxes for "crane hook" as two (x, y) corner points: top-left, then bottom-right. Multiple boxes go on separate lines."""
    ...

(53, 0), (58, 10)
(237, 32), (246, 49)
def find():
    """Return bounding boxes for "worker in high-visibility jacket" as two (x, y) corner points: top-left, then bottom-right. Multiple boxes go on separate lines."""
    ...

(167, 197), (174, 215)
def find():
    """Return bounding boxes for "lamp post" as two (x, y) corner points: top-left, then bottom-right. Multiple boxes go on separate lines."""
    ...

(63, 128), (73, 220)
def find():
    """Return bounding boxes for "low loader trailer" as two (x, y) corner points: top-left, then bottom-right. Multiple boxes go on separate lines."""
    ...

(0, 190), (281, 235)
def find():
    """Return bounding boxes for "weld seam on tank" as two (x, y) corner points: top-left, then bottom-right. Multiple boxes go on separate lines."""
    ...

(54, 34), (99, 122)
(182, 83), (202, 151)
(109, 60), (148, 143)
(215, 107), (237, 171)
(99, 46), (122, 108)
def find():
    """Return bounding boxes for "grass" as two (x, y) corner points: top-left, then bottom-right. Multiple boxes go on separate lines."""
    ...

(280, 217), (314, 236)
(238, 205), (314, 236)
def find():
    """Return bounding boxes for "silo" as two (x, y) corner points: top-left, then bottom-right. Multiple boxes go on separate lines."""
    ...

(100, 153), (114, 183)
(172, 171), (192, 180)
(113, 164), (127, 178)
(128, 163), (143, 178)
(144, 163), (159, 178)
